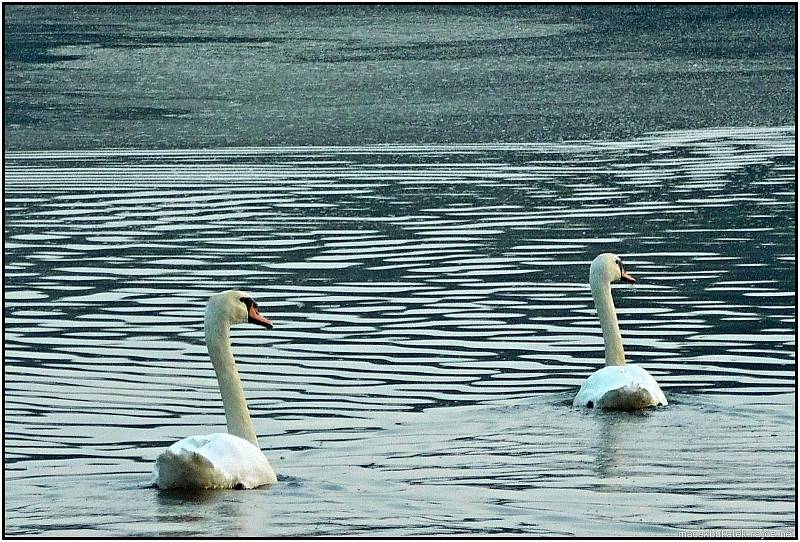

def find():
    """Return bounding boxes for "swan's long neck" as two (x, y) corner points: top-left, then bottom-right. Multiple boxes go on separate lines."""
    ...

(591, 278), (626, 367)
(205, 313), (259, 447)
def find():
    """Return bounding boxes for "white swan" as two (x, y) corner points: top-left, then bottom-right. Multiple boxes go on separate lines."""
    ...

(573, 253), (667, 410)
(152, 290), (278, 489)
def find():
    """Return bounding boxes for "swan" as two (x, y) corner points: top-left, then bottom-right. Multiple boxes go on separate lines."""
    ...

(152, 290), (278, 489)
(573, 253), (667, 410)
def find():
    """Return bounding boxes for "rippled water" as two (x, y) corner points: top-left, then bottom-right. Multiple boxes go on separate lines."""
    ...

(4, 127), (796, 536)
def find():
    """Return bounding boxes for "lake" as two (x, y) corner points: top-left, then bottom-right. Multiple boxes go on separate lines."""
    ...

(3, 4), (795, 150)
(3, 128), (796, 536)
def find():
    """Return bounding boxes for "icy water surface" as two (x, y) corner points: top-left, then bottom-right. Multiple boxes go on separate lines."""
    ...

(3, 127), (796, 536)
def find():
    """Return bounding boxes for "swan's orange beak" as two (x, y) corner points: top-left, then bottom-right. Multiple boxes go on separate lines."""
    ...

(620, 270), (636, 284)
(247, 305), (274, 329)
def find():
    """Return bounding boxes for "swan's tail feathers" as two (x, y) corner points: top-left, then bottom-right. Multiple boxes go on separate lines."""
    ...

(153, 448), (220, 490)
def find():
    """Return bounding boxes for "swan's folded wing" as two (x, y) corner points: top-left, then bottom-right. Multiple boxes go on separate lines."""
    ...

(153, 433), (277, 489)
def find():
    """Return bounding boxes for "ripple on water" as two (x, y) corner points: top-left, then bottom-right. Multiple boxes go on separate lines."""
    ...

(3, 127), (796, 536)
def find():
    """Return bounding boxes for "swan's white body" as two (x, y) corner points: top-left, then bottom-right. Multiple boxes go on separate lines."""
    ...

(154, 433), (276, 490)
(573, 254), (667, 410)
(573, 364), (667, 410)
(153, 290), (278, 489)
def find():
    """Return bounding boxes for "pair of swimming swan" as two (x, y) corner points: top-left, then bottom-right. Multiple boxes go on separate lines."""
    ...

(152, 253), (666, 490)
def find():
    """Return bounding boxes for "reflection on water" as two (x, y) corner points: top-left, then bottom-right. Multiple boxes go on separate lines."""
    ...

(4, 127), (796, 536)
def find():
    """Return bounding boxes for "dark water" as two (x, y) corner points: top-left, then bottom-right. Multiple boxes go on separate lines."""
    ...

(3, 4), (796, 149)
(3, 128), (796, 536)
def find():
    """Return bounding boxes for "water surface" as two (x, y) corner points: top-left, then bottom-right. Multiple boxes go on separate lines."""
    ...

(4, 5), (795, 149)
(3, 127), (796, 536)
